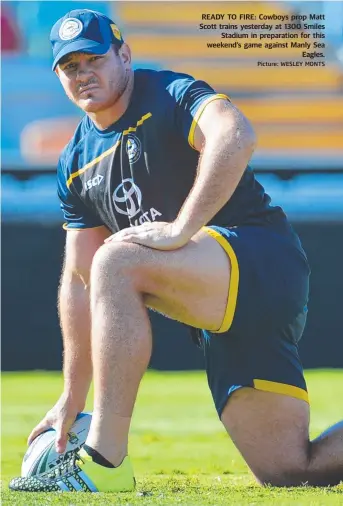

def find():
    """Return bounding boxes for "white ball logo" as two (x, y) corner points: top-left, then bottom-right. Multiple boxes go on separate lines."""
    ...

(59, 18), (83, 41)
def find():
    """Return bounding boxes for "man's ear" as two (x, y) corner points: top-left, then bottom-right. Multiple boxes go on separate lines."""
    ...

(119, 43), (131, 66)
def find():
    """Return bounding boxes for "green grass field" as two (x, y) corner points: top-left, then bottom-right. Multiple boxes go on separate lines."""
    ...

(2, 369), (343, 505)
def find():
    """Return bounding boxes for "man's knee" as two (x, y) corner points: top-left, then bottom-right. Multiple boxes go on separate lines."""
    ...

(91, 241), (147, 290)
(254, 460), (310, 487)
(221, 388), (312, 487)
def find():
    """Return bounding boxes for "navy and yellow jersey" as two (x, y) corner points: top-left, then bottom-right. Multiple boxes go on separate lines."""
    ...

(57, 68), (310, 414)
(57, 69), (284, 233)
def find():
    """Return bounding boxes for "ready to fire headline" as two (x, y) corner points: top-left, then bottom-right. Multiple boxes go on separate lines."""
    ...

(201, 13), (325, 22)
(200, 13), (325, 32)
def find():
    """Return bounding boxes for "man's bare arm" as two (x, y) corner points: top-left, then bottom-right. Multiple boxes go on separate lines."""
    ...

(104, 99), (255, 251)
(28, 225), (111, 450)
(58, 269), (92, 408)
(59, 226), (111, 406)
(175, 99), (256, 237)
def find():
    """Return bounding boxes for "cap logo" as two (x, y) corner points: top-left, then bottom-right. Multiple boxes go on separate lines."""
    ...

(59, 18), (83, 41)
(111, 23), (122, 41)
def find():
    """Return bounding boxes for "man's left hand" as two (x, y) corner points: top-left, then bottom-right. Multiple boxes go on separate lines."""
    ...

(104, 221), (191, 251)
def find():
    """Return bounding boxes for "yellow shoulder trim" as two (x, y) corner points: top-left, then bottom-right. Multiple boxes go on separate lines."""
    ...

(188, 93), (230, 150)
(202, 226), (239, 333)
(253, 379), (309, 404)
(66, 113), (152, 188)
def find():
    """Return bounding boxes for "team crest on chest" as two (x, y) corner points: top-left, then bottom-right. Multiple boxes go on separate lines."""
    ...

(126, 134), (141, 164)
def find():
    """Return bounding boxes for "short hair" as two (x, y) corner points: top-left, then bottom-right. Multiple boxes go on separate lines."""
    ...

(112, 43), (121, 55)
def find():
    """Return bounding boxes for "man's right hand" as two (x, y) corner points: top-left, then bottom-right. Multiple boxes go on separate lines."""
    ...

(27, 393), (84, 453)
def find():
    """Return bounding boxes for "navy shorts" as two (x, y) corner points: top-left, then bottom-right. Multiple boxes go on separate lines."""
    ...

(201, 224), (310, 417)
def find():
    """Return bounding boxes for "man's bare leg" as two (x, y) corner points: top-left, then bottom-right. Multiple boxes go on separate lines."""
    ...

(85, 230), (231, 466)
(221, 388), (343, 486)
(85, 229), (343, 485)
(85, 258), (153, 466)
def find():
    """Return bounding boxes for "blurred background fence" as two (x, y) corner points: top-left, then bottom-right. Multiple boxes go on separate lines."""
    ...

(2, 1), (343, 371)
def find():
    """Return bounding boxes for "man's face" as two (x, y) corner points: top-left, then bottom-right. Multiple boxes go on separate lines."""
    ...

(56, 46), (130, 113)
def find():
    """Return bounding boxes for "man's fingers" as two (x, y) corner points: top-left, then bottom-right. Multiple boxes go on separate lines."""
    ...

(104, 224), (154, 243)
(105, 232), (131, 243)
(124, 236), (149, 246)
(55, 420), (73, 453)
(106, 233), (144, 244)
(55, 432), (68, 454)
(27, 420), (51, 446)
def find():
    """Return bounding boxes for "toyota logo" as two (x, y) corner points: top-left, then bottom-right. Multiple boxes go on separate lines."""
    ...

(113, 178), (142, 218)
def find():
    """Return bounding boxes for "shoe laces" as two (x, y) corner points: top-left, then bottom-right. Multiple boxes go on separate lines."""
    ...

(45, 450), (84, 480)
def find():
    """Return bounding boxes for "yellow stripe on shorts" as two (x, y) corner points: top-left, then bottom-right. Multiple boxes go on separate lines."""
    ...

(202, 226), (239, 333)
(253, 379), (309, 403)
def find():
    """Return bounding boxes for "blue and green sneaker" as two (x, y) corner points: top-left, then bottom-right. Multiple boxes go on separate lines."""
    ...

(9, 448), (135, 492)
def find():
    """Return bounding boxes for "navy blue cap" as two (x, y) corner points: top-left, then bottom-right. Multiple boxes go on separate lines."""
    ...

(50, 9), (124, 70)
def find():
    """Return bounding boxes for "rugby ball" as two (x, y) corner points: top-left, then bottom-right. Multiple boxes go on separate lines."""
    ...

(21, 412), (92, 477)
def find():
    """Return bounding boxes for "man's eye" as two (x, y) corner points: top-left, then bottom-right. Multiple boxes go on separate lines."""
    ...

(90, 56), (102, 62)
(64, 63), (77, 70)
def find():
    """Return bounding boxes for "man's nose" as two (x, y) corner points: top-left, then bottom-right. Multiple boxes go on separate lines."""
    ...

(75, 60), (93, 80)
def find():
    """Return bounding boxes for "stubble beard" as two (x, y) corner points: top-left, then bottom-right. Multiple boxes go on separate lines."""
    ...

(74, 70), (131, 113)
(106, 68), (132, 110)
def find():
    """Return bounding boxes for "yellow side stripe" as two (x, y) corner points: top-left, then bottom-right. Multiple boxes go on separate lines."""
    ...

(188, 93), (230, 150)
(202, 226), (239, 333)
(253, 379), (309, 404)
(66, 140), (121, 188)
(66, 113), (152, 188)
